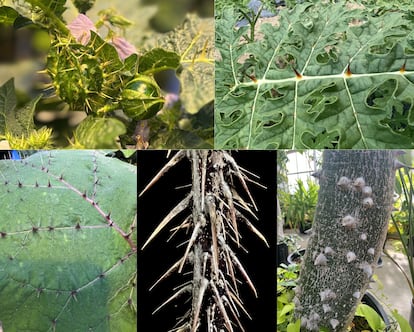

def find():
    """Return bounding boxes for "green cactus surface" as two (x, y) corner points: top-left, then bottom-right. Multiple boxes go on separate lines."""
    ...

(0, 150), (137, 331)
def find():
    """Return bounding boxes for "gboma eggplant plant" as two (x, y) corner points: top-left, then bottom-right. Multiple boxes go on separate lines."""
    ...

(0, 150), (137, 331)
(0, 0), (213, 149)
(215, 0), (414, 149)
(139, 150), (270, 332)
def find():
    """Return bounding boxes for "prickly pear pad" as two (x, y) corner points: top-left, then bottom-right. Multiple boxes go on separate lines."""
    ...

(0, 150), (136, 331)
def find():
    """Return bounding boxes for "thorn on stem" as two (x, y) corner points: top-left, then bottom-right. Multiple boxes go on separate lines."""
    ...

(293, 67), (302, 79)
(245, 73), (257, 83)
(400, 60), (406, 73)
(345, 64), (352, 77)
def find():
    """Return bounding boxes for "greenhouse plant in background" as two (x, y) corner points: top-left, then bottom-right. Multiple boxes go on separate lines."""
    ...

(280, 178), (318, 234)
(138, 150), (276, 331)
(0, 0), (213, 149)
(0, 150), (137, 331)
(290, 150), (411, 332)
(386, 155), (414, 331)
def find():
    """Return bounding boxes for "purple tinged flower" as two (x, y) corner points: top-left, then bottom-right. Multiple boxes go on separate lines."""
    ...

(68, 14), (97, 45)
(68, 14), (137, 61)
(111, 36), (137, 60)
(164, 93), (179, 109)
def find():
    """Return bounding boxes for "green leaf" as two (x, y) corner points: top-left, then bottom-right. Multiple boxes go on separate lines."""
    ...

(0, 150), (136, 331)
(175, 16), (214, 115)
(355, 303), (386, 331)
(7, 94), (42, 137)
(277, 291), (293, 305)
(138, 48), (181, 74)
(215, 3), (414, 148)
(142, 14), (214, 115)
(279, 303), (294, 317)
(287, 319), (301, 332)
(73, 116), (126, 148)
(0, 6), (19, 25)
(179, 62), (213, 114)
(0, 78), (17, 135)
(151, 128), (212, 148)
(122, 54), (139, 76)
(391, 309), (413, 332)
(25, 0), (66, 18)
(89, 31), (124, 73)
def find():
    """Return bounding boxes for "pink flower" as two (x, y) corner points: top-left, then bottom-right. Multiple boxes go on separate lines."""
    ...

(164, 93), (179, 108)
(68, 14), (137, 61)
(68, 14), (97, 45)
(111, 36), (137, 60)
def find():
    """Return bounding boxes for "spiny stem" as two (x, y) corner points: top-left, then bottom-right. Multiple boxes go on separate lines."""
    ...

(142, 150), (267, 331)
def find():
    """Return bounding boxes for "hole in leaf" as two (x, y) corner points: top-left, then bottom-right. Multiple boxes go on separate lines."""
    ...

(381, 99), (413, 132)
(220, 110), (243, 125)
(263, 121), (277, 128)
(366, 79), (397, 107)
(301, 130), (340, 149)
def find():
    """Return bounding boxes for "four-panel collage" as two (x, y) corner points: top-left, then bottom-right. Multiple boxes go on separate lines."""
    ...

(0, 0), (413, 331)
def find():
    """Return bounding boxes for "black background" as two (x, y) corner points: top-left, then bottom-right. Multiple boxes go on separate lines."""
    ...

(137, 150), (276, 331)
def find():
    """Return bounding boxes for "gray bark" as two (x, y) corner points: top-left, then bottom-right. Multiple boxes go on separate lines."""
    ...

(277, 197), (284, 242)
(296, 150), (396, 332)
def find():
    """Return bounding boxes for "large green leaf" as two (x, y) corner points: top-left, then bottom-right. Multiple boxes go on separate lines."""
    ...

(0, 150), (137, 331)
(215, 2), (414, 149)
(148, 14), (214, 115)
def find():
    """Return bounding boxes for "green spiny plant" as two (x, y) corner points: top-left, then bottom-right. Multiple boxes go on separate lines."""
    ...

(0, 150), (137, 331)
(139, 150), (269, 331)
(215, 1), (414, 149)
(0, 0), (213, 149)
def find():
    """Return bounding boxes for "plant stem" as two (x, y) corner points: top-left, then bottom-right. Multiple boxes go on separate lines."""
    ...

(26, 0), (69, 34)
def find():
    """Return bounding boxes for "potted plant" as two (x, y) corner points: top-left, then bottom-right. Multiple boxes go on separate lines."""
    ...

(278, 234), (302, 266)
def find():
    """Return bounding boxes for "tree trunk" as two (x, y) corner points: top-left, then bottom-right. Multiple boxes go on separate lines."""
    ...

(277, 196), (284, 243)
(296, 150), (396, 332)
